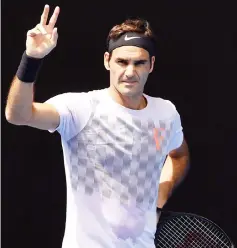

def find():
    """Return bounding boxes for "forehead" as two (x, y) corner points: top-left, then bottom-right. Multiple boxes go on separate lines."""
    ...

(112, 46), (149, 60)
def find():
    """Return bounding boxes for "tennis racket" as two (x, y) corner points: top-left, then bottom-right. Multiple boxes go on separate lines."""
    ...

(155, 209), (235, 248)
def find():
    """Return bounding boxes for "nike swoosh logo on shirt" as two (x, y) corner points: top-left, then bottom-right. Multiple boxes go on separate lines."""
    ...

(124, 35), (141, 41)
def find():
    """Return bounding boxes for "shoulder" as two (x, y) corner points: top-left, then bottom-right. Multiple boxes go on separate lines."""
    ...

(45, 88), (108, 106)
(45, 92), (87, 104)
(145, 93), (179, 119)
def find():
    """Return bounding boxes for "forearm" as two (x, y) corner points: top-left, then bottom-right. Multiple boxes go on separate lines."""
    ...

(157, 180), (173, 209)
(5, 76), (34, 124)
(157, 149), (190, 208)
(5, 50), (44, 124)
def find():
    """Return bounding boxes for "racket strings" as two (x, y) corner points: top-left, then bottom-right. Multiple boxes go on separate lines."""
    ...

(159, 218), (204, 248)
(156, 215), (231, 248)
(175, 216), (227, 247)
(159, 218), (198, 248)
(194, 217), (229, 247)
(159, 216), (228, 248)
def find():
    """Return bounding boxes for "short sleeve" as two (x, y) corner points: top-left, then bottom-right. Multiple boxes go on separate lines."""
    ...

(166, 102), (184, 153)
(45, 92), (92, 141)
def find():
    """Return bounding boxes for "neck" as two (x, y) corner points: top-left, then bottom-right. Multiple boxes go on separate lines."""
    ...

(108, 86), (147, 110)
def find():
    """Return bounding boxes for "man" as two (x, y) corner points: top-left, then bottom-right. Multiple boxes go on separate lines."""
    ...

(5, 4), (190, 248)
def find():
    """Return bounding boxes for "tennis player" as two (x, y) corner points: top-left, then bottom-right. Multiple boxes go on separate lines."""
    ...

(5, 5), (190, 248)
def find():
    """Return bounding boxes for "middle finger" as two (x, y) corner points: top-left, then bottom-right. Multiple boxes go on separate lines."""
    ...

(48, 6), (60, 29)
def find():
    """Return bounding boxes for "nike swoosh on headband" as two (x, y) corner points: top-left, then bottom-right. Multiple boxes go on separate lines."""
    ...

(124, 35), (141, 41)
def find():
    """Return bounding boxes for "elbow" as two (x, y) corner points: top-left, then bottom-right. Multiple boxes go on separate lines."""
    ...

(5, 111), (21, 125)
(5, 108), (28, 125)
(5, 108), (14, 123)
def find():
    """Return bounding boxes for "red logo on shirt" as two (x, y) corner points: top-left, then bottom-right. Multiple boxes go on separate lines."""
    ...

(153, 128), (165, 151)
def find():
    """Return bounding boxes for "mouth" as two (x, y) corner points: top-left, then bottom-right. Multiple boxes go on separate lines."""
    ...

(122, 81), (138, 84)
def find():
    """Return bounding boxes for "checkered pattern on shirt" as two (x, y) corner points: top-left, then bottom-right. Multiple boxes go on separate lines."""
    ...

(68, 100), (173, 211)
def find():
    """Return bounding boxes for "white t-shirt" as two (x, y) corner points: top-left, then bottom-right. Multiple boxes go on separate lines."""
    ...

(45, 88), (183, 248)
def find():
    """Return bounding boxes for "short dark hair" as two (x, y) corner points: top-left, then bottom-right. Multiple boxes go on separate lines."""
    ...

(106, 18), (157, 59)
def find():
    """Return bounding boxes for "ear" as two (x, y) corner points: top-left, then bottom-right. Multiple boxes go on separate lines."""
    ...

(149, 56), (155, 73)
(104, 52), (110, 70)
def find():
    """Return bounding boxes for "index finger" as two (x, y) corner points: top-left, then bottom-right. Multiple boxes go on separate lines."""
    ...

(40, 5), (50, 25)
(48, 6), (60, 29)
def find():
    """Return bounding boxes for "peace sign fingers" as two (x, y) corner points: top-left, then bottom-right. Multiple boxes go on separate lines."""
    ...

(48, 6), (60, 30)
(25, 4), (60, 58)
(40, 5), (60, 31)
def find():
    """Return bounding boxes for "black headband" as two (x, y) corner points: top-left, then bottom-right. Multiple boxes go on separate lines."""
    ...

(108, 32), (156, 57)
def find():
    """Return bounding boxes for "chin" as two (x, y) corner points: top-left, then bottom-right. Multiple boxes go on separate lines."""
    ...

(119, 86), (141, 97)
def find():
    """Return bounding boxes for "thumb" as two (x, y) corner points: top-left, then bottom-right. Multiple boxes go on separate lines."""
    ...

(27, 28), (41, 37)
(51, 27), (58, 44)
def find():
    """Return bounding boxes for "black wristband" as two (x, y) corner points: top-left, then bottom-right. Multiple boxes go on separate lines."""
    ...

(16, 51), (44, 83)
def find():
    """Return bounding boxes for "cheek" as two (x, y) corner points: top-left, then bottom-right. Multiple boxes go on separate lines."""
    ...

(139, 70), (150, 81)
(111, 68), (124, 81)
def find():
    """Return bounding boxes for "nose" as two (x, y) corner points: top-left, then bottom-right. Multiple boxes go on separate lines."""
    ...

(124, 65), (135, 78)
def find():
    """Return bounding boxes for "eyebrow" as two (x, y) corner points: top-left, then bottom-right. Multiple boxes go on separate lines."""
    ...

(115, 58), (148, 63)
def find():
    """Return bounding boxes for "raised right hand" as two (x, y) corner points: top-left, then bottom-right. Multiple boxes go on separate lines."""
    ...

(26, 5), (60, 59)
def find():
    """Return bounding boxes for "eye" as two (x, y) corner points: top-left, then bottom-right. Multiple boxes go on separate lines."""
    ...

(117, 60), (128, 66)
(135, 61), (146, 66)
